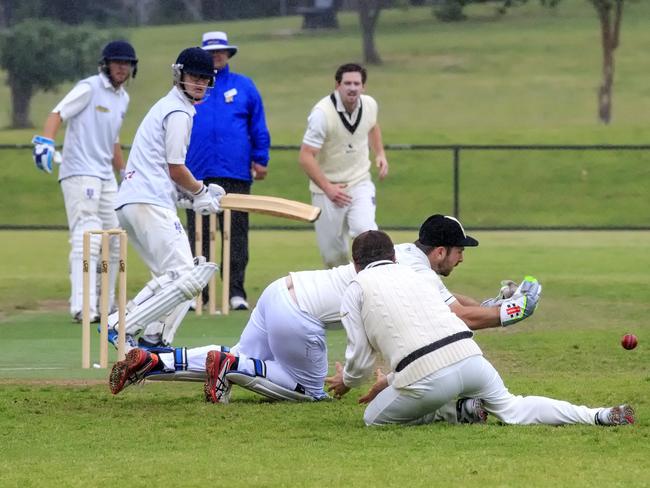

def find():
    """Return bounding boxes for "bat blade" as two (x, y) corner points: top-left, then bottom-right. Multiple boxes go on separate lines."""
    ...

(220, 194), (320, 222)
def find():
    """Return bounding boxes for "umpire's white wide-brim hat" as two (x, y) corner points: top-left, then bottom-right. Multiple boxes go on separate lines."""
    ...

(201, 31), (238, 57)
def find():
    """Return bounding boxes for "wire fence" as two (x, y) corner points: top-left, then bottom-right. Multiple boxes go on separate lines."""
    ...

(5, 144), (650, 231)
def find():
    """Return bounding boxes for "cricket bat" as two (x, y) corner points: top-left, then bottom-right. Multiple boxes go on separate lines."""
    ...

(220, 194), (321, 222)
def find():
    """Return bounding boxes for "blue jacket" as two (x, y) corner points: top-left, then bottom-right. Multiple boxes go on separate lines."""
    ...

(186, 64), (270, 182)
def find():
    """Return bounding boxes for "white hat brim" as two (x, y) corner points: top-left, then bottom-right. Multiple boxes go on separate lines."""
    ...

(203, 45), (238, 57)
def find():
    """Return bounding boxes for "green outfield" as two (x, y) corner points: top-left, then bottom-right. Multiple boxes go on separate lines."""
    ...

(1, 230), (648, 486)
(1, 1), (649, 485)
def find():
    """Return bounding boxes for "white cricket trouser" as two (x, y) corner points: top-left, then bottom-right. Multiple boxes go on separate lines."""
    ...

(61, 175), (119, 318)
(117, 203), (194, 277)
(231, 278), (329, 399)
(312, 179), (377, 268)
(117, 204), (195, 341)
(364, 355), (602, 427)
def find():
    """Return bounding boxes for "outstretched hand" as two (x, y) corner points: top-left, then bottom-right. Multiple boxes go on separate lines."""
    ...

(358, 368), (388, 404)
(325, 361), (350, 399)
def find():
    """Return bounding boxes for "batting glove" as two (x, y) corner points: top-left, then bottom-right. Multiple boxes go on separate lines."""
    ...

(500, 276), (542, 326)
(191, 183), (225, 215)
(32, 135), (61, 174)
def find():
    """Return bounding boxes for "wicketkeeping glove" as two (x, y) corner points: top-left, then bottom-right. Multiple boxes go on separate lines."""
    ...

(31, 135), (61, 174)
(191, 183), (226, 215)
(481, 279), (518, 307)
(499, 276), (542, 326)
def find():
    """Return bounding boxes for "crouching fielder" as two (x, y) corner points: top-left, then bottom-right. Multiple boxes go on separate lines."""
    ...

(108, 47), (225, 348)
(325, 230), (635, 428)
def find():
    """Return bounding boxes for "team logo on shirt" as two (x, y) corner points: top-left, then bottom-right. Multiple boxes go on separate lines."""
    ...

(174, 221), (183, 234)
(224, 88), (237, 103)
(95, 105), (110, 113)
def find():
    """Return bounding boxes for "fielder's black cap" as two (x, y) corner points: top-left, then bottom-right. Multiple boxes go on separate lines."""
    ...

(418, 214), (479, 247)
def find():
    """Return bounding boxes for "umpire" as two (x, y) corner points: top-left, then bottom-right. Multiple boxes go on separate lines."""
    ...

(185, 31), (271, 311)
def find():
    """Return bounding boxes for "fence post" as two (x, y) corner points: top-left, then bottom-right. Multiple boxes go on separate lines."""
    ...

(453, 146), (460, 219)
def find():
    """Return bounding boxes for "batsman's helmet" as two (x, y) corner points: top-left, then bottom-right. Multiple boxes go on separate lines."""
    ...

(172, 47), (214, 83)
(100, 40), (138, 79)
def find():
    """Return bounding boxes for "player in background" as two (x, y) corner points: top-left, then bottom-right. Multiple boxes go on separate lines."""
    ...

(32, 40), (137, 323)
(185, 31), (271, 311)
(326, 230), (634, 427)
(105, 47), (225, 350)
(299, 63), (388, 268)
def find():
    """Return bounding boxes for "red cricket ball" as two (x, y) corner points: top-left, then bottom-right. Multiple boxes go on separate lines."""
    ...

(621, 334), (638, 350)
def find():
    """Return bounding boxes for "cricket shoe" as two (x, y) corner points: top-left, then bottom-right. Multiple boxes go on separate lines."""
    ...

(137, 337), (165, 350)
(109, 348), (159, 395)
(101, 325), (137, 352)
(230, 296), (249, 311)
(204, 350), (237, 404)
(73, 311), (99, 324)
(456, 398), (488, 424)
(595, 404), (635, 426)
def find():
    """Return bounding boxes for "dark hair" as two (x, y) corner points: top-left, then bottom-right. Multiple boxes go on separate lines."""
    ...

(352, 230), (394, 269)
(335, 63), (367, 84)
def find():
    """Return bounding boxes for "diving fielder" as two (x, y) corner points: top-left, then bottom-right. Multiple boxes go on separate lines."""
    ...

(32, 40), (137, 323)
(107, 47), (225, 349)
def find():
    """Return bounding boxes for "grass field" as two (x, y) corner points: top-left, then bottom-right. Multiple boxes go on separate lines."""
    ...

(1, 2), (649, 485)
(1, 230), (648, 486)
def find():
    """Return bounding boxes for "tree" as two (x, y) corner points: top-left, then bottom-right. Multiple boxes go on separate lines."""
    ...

(0, 19), (115, 128)
(357, 0), (387, 65)
(589, 0), (624, 124)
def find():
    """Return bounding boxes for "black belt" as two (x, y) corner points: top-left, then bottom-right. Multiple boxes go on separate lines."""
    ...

(395, 331), (474, 372)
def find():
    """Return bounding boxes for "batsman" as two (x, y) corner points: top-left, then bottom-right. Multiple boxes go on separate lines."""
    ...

(107, 47), (226, 349)
(32, 40), (137, 323)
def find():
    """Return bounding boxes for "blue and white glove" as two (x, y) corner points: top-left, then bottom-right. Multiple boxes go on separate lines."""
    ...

(32, 135), (60, 174)
(500, 276), (542, 326)
(191, 183), (226, 215)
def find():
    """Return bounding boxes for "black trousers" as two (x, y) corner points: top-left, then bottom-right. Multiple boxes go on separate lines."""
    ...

(186, 178), (250, 301)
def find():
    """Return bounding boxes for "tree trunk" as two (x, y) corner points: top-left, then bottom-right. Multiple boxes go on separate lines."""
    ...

(358, 0), (382, 65)
(0, 1), (7, 29)
(179, 0), (203, 21)
(10, 81), (34, 129)
(593, 0), (623, 124)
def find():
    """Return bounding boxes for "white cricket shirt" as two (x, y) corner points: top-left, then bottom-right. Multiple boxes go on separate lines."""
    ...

(290, 263), (357, 328)
(394, 243), (457, 306)
(56, 72), (129, 182)
(116, 86), (195, 211)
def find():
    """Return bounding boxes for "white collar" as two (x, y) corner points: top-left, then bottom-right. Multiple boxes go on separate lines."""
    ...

(333, 90), (360, 116)
(364, 260), (394, 270)
(99, 72), (125, 94)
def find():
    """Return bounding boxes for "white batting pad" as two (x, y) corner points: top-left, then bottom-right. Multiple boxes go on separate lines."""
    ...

(112, 261), (218, 336)
(226, 371), (315, 402)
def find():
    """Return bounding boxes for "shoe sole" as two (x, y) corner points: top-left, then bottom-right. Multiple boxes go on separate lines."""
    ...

(204, 351), (233, 404)
(611, 405), (635, 425)
(457, 398), (488, 424)
(109, 349), (150, 395)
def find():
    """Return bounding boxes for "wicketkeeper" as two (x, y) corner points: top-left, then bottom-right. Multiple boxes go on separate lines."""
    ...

(326, 230), (634, 428)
